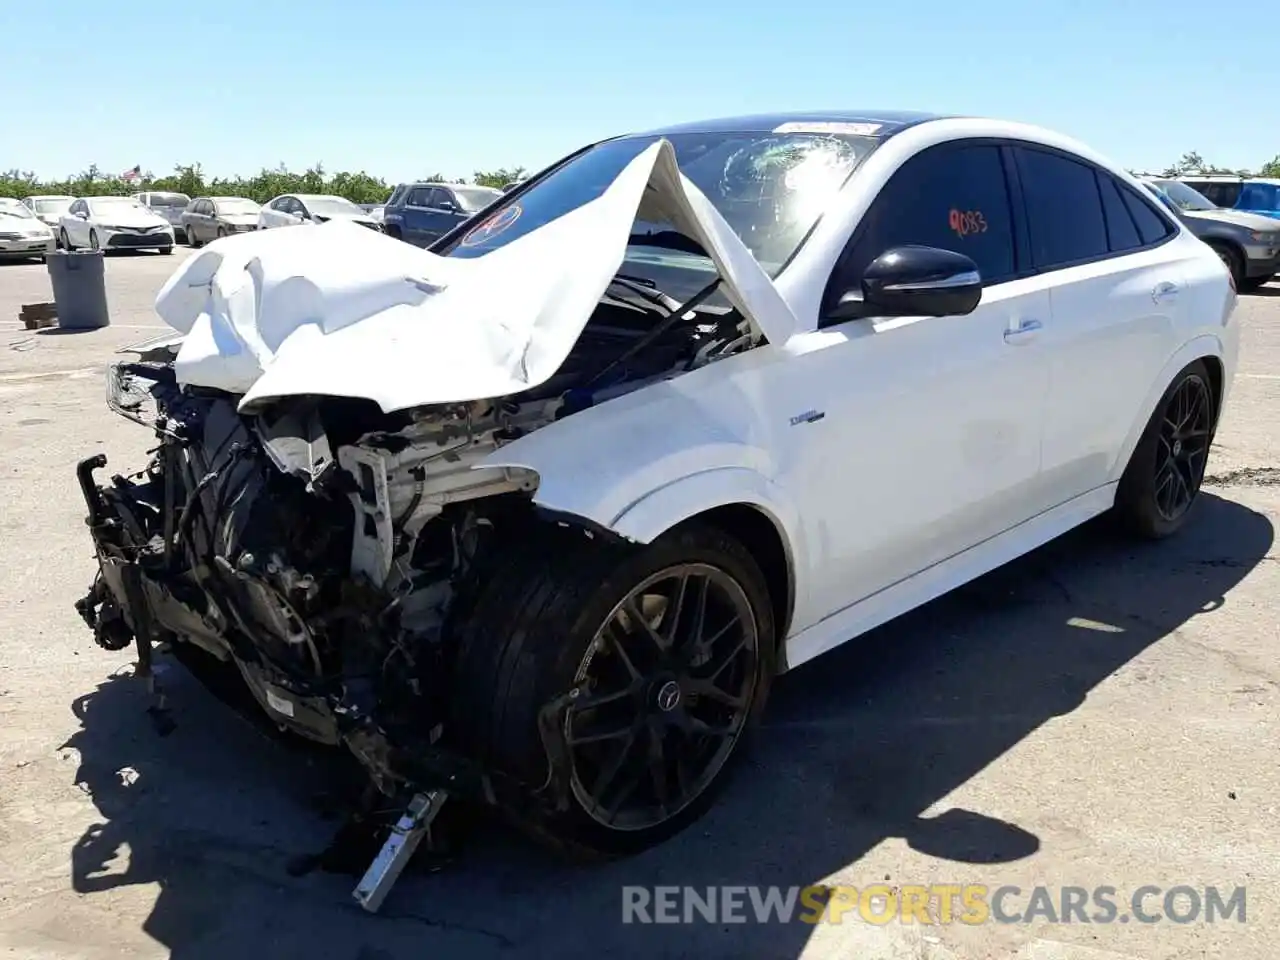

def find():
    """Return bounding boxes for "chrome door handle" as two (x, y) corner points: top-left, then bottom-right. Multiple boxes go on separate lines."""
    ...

(1003, 318), (1043, 345)
(1152, 281), (1180, 303)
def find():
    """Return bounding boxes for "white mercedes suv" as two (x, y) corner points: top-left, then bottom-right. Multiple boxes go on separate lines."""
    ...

(73, 110), (1237, 879)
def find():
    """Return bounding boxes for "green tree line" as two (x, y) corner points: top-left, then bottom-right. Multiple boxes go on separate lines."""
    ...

(2, 150), (1275, 205)
(0, 163), (529, 204)
(1155, 151), (1280, 178)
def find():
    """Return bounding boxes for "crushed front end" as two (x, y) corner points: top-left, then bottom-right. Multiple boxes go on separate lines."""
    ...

(74, 344), (562, 809)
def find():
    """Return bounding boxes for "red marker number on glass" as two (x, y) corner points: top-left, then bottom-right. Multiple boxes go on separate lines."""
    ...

(949, 208), (988, 238)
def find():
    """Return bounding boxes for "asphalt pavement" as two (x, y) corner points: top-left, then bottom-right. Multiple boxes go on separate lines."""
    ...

(0, 251), (1276, 960)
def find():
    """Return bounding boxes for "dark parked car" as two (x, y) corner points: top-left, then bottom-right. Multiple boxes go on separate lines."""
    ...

(381, 182), (502, 246)
(182, 196), (263, 247)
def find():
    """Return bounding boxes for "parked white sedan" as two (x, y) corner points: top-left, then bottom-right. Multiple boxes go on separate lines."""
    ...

(75, 110), (1237, 874)
(59, 196), (175, 254)
(257, 193), (382, 231)
(0, 198), (56, 260)
(22, 194), (75, 233)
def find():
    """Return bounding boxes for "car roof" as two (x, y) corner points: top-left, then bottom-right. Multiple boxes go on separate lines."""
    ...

(627, 109), (952, 139)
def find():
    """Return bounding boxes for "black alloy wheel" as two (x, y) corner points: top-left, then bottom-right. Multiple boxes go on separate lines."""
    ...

(1152, 372), (1214, 523)
(1116, 360), (1217, 539)
(564, 563), (759, 832)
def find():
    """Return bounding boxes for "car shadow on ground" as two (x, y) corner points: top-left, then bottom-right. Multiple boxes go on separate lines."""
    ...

(62, 494), (1273, 960)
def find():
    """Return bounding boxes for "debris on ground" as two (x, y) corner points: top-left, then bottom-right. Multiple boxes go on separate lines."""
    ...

(19, 302), (57, 330)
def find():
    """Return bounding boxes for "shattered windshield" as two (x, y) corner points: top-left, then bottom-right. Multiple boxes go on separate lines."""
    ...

(438, 130), (880, 276)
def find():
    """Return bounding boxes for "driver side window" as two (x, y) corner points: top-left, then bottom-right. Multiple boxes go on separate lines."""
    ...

(825, 142), (1018, 324)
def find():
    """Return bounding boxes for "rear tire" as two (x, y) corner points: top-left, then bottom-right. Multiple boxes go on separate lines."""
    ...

(1114, 360), (1216, 539)
(59, 228), (72, 250)
(448, 521), (776, 859)
(188, 228), (202, 248)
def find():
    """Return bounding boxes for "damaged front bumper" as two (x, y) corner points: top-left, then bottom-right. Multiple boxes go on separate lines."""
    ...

(72, 448), (520, 805)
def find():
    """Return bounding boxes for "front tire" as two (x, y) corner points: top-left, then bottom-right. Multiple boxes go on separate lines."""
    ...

(1238, 274), (1272, 293)
(1114, 360), (1216, 539)
(449, 522), (776, 859)
(1208, 241), (1245, 289)
(88, 230), (100, 252)
(159, 245), (173, 255)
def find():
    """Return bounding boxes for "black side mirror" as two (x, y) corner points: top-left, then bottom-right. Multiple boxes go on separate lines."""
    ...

(829, 245), (983, 322)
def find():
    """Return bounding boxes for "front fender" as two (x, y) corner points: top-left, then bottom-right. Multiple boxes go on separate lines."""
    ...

(1108, 333), (1227, 484)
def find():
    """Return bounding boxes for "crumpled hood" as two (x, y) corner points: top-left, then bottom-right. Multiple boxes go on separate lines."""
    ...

(153, 139), (799, 414)
(1186, 208), (1280, 232)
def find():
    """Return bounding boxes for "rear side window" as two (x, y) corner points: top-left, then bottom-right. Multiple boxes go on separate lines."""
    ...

(1097, 175), (1143, 252)
(835, 142), (1017, 289)
(1118, 185), (1174, 245)
(1016, 147), (1108, 268)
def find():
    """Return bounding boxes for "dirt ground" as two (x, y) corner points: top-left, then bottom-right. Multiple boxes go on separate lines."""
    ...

(0, 252), (1277, 960)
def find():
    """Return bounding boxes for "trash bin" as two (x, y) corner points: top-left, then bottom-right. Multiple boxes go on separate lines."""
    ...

(45, 250), (110, 330)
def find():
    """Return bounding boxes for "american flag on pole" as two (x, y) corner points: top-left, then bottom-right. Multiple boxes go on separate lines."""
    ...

(121, 165), (141, 181)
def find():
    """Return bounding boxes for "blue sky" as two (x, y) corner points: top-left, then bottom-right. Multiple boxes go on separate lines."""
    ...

(12, 0), (1277, 183)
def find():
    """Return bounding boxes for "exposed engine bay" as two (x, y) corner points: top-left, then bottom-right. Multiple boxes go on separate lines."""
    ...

(75, 282), (754, 807)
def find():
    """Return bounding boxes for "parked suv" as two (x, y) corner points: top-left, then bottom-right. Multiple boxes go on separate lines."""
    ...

(380, 181), (502, 247)
(1143, 178), (1280, 291)
(1177, 176), (1280, 221)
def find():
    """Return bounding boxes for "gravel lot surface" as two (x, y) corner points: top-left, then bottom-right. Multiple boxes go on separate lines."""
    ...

(1, 252), (1277, 960)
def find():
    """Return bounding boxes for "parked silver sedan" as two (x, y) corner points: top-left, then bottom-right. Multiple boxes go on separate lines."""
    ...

(182, 196), (263, 247)
(0, 198), (56, 260)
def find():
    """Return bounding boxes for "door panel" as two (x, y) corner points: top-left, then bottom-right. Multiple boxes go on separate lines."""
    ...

(1014, 147), (1186, 502)
(773, 281), (1051, 630)
(401, 187), (438, 245)
(784, 139), (1050, 628)
(1040, 254), (1185, 500)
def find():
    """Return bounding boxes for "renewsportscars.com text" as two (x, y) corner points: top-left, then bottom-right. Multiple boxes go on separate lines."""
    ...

(621, 884), (1246, 926)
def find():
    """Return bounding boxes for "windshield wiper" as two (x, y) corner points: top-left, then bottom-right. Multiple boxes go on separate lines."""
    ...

(627, 229), (708, 257)
(608, 275), (681, 314)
